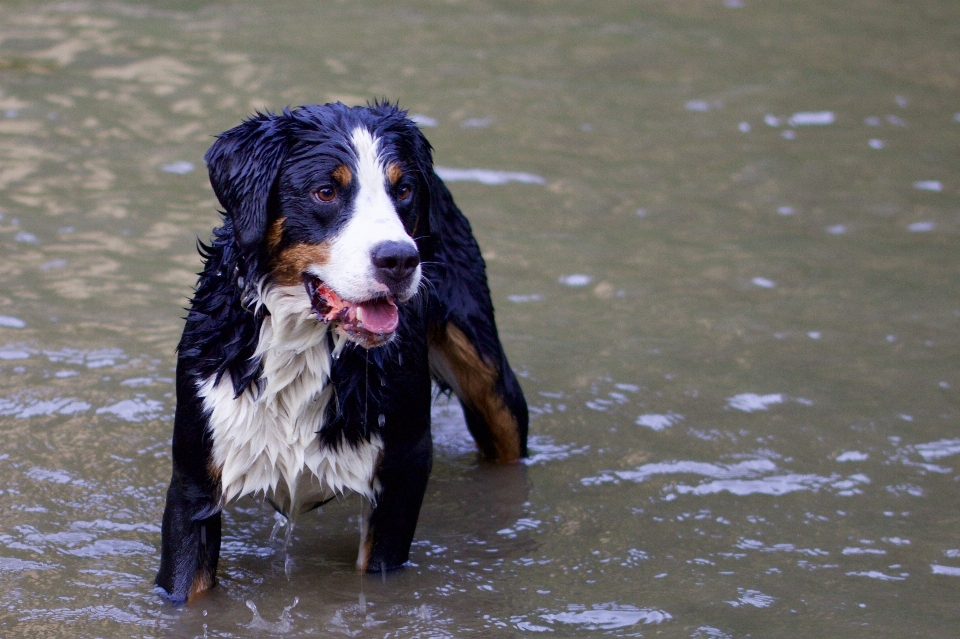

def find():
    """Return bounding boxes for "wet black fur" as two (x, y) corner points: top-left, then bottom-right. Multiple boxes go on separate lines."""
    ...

(156, 102), (528, 603)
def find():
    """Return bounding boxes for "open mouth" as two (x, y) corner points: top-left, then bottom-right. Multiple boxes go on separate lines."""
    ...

(303, 275), (398, 347)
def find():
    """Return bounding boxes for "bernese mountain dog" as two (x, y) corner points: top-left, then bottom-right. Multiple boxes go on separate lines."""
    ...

(156, 102), (529, 603)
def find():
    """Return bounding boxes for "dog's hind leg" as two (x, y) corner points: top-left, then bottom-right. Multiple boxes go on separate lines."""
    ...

(425, 175), (529, 462)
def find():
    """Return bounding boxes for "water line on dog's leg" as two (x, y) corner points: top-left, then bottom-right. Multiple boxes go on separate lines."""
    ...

(358, 495), (367, 614)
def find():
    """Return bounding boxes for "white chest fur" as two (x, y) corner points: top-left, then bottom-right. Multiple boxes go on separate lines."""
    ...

(197, 284), (382, 514)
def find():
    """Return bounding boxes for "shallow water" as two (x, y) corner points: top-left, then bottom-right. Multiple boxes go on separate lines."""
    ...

(1, 1), (959, 636)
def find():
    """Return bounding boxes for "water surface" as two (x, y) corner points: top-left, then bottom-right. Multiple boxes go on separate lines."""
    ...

(1, 1), (959, 636)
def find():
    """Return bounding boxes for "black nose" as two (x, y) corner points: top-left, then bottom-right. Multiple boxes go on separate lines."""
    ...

(371, 241), (420, 292)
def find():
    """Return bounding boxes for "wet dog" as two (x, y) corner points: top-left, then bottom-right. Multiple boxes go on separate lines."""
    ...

(156, 102), (528, 603)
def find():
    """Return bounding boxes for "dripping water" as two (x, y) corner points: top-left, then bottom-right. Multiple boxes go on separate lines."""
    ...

(358, 495), (367, 614)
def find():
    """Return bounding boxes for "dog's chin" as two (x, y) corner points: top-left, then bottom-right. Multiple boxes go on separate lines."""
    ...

(303, 275), (399, 349)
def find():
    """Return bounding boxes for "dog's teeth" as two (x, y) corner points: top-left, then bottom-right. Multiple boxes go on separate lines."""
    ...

(355, 306), (363, 323)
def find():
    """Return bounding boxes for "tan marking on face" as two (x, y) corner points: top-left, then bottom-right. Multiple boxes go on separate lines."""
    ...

(430, 323), (523, 462)
(332, 164), (352, 187)
(386, 162), (403, 185)
(266, 217), (285, 254)
(271, 241), (331, 287)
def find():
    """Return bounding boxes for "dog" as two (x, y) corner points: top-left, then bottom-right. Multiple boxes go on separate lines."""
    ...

(155, 102), (528, 603)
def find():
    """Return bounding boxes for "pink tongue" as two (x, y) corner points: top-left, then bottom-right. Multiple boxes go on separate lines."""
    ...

(357, 299), (398, 333)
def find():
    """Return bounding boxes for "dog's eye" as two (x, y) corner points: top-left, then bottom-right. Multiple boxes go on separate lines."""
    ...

(315, 186), (336, 202)
(397, 185), (412, 201)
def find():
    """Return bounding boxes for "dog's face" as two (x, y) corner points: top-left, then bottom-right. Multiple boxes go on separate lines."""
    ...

(205, 104), (432, 348)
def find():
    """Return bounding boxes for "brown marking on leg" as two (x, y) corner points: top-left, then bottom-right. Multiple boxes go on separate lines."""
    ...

(332, 164), (352, 187)
(386, 162), (403, 185)
(430, 323), (522, 461)
(265, 217), (285, 254)
(271, 241), (331, 287)
(187, 568), (215, 601)
(356, 499), (374, 572)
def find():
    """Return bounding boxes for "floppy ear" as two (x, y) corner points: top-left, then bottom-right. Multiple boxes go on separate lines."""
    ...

(204, 113), (290, 250)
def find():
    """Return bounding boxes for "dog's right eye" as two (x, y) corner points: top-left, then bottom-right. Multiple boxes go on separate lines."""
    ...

(314, 186), (336, 202)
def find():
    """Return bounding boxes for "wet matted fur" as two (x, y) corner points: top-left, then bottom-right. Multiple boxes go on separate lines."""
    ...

(156, 102), (528, 603)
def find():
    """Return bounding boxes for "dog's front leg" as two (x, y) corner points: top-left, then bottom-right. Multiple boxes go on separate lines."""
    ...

(156, 373), (223, 603)
(359, 427), (432, 573)
(156, 470), (222, 603)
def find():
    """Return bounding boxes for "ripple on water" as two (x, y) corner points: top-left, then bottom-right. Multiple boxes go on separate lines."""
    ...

(725, 588), (775, 608)
(160, 160), (194, 174)
(533, 604), (671, 631)
(635, 412), (684, 431)
(583, 459), (779, 486)
(726, 392), (783, 412)
(94, 398), (166, 422)
(846, 570), (907, 581)
(0, 347), (31, 360)
(63, 539), (155, 558)
(433, 166), (545, 185)
(675, 472), (870, 497)
(836, 451), (869, 462)
(787, 111), (835, 126)
(0, 396), (91, 418)
(43, 347), (126, 368)
(583, 458), (871, 497)
(17, 605), (150, 626)
(558, 274), (592, 286)
(894, 437), (960, 474)
(0, 315), (26, 328)
(0, 557), (56, 573)
(750, 277), (776, 289)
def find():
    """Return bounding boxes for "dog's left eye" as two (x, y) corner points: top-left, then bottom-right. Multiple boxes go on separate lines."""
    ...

(315, 186), (336, 202)
(397, 185), (412, 201)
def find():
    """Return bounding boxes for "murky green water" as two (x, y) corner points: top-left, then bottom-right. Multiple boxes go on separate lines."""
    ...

(1, 1), (959, 636)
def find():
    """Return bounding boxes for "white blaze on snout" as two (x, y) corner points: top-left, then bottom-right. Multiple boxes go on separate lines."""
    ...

(310, 126), (421, 302)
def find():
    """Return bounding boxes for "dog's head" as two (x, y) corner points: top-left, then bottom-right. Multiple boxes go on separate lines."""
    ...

(205, 102), (433, 348)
